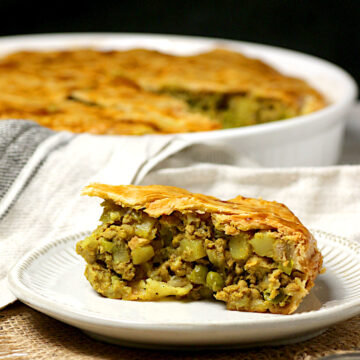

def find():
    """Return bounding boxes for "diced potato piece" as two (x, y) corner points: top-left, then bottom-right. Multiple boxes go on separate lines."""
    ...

(100, 238), (115, 253)
(229, 234), (252, 260)
(100, 210), (123, 224)
(189, 265), (208, 285)
(167, 276), (189, 287)
(179, 239), (206, 262)
(113, 242), (130, 264)
(131, 245), (155, 265)
(221, 96), (294, 128)
(250, 232), (276, 258)
(79, 235), (98, 250)
(134, 218), (156, 239)
(206, 271), (224, 292)
(142, 279), (193, 299)
(206, 248), (225, 268)
(100, 201), (125, 224)
(222, 96), (259, 128)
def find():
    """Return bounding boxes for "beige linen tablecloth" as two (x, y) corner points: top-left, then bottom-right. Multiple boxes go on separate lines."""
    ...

(1, 302), (360, 359)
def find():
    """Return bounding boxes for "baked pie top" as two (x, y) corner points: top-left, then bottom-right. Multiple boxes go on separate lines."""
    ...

(109, 48), (325, 114)
(0, 48), (326, 134)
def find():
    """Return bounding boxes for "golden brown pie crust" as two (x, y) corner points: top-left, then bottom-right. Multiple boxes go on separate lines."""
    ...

(0, 48), (326, 135)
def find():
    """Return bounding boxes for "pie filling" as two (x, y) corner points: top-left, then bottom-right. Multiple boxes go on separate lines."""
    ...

(159, 89), (296, 128)
(68, 88), (295, 129)
(76, 200), (309, 313)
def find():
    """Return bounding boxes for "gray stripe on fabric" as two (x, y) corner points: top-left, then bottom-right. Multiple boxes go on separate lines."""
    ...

(0, 137), (74, 222)
(0, 120), (56, 200)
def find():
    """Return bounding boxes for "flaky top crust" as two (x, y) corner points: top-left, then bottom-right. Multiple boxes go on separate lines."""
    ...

(0, 48), (325, 135)
(113, 48), (326, 114)
(0, 58), (219, 134)
(82, 183), (324, 280)
(84, 183), (315, 240)
(83, 183), (306, 234)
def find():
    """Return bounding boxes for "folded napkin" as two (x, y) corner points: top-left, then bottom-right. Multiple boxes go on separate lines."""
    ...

(0, 120), (261, 308)
(143, 163), (360, 242)
(0, 103), (359, 309)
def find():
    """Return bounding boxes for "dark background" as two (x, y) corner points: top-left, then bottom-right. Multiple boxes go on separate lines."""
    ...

(1, 0), (359, 88)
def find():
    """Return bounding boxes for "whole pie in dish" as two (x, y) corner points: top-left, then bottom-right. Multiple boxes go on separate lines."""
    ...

(0, 48), (326, 135)
(76, 184), (323, 314)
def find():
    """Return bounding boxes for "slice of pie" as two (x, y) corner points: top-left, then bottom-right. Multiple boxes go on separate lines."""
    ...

(76, 184), (323, 314)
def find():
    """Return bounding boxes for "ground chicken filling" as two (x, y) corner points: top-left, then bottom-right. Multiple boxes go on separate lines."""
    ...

(160, 89), (296, 128)
(76, 201), (309, 313)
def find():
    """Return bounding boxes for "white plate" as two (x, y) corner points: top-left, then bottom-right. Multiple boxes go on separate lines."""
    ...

(0, 33), (357, 167)
(7, 229), (360, 349)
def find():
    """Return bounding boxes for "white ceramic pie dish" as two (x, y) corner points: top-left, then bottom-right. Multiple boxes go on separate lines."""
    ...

(7, 229), (360, 349)
(0, 33), (357, 167)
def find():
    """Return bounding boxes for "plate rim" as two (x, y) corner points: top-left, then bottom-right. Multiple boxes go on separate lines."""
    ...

(7, 229), (360, 332)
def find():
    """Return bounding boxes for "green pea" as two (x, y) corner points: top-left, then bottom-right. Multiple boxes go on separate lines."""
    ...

(131, 245), (154, 265)
(100, 238), (115, 253)
(113, 243), (130, 264)
(189, 265), (208, 285)
(206, 271), (224, 292)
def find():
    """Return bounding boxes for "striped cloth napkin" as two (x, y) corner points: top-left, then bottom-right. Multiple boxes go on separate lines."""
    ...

(0, 105), (359, 309)
(0, 119), (257, 308)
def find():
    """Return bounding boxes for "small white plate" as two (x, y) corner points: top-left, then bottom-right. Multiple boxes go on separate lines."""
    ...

(7, 230), (360, 349)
